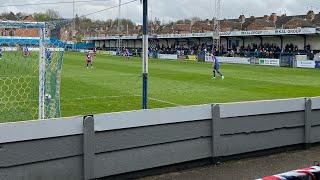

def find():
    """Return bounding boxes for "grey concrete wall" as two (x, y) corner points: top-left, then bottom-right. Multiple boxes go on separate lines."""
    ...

(1, 98), (320, 180)
(214, 98), (306, 157)
(311, 97), (320, 143)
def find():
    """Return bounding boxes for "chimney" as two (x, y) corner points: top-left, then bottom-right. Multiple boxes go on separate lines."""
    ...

(307, 10), (315, 20)
(263, 15), (269, 20)
(206, 19), (210, 25)
(239, 15), (245, 23)
(269, 13), (277, 22)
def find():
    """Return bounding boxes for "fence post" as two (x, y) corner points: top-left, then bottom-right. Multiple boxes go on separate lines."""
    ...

(304, 98), (312, 150)
(211, 104), (221, 164)
(83, 115), (95, 180)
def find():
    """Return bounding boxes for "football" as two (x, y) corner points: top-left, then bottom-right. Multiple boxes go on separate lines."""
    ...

(45, 94), (52, 100)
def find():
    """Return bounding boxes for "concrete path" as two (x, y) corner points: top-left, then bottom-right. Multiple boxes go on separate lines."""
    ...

(142, 146), (320, 180)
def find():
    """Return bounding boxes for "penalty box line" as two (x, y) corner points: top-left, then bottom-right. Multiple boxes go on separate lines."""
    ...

(1, 95), (182, 107)
(61, 95), (141, 101)
(64, 95), (181, 106)
(0, 95), (140, 103)
(147, 97), (181, 106)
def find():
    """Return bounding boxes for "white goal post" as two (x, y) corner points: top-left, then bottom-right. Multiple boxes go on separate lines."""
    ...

(0, 20), (68, 122)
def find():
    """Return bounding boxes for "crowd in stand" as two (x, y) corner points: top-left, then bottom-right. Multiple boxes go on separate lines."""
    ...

(156, 44), (213, 56)
(233, 43), (315, 59)
(155, 42), (286, 58)
(103, 41), (316, 60)
(155, 42), (314, 59)
(236, 43), (297, 59)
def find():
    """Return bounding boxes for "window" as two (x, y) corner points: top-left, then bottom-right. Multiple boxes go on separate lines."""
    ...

(228, 39), (240, 49)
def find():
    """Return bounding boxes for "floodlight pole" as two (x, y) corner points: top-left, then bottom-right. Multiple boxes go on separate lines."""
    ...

(213, 0), (221, 55)
(73, 0), (75, 50)
(142, 0), (148, 109)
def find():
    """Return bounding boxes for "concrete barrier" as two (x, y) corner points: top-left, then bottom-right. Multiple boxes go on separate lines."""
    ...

(1, 97), (320, 180)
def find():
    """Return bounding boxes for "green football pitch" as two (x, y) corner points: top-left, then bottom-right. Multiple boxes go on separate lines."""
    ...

(1, 51), (320, 123)
(60, 52), (320, 117)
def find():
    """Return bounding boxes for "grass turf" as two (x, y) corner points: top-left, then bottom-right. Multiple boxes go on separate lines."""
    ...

(60, 52), (320, 117)
(1, 51), (320, 123)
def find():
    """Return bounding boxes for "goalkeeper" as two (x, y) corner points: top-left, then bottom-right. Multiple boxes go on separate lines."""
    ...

(46, 48), (52, 63)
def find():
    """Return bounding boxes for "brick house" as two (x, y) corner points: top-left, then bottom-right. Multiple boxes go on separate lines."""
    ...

(2, 10), (320, 39)
(246, 18), (276, 30)
(0, 15), (40, 37)
(78, 10), (320, 36)
(158, 11), (320, 35)
(283, 17), (315, 29)
(191, 19), (213, 33)
(161, 24), (191, 34)
(220, 18), (241, 31)
(23, 15), (34, 21)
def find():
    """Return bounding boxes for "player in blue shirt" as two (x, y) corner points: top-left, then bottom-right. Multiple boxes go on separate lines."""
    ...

(0, 47), (2, 59)
(212, 55), (224, 80)
(46, 48), (52, 63)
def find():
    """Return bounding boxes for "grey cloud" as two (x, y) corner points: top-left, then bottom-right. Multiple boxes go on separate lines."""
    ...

(0, 0), (320, 23)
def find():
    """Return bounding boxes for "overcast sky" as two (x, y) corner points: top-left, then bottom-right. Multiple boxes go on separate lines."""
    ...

(1, 0), (320, 24)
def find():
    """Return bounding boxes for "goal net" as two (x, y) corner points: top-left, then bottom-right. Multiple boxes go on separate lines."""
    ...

(0, 20), (67, 123)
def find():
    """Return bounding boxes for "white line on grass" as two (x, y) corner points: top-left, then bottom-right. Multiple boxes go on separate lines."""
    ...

(61, 95), (141, 101)
(1, 95), (182, 107)
(0, 99), (38, 103)
(0, 95), (141, 104)
(62, 95), (181, 107)
(148, 97), (181, 106)
(63, 74), (138, 78)
(0, 75), (38, 79)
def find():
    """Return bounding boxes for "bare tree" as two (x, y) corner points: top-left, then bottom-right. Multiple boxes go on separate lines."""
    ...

(190, 16), (201, 22)
(0, 12), (16, 20)
(45, 9), (61, 20)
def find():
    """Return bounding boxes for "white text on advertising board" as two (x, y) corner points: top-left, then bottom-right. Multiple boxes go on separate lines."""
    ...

(276, 29), (302, 34)
(158, 54), (178, 60)
(205, 56), (251, 65)
(241, 30), (263, 35)
(217, 57), (251, 64)
(297, 60), (315, 68)
(84, 28), (317, 40)
(205, 56), (213, 62)
(259, 59), (280, 66)
(219, 31), (232, 36)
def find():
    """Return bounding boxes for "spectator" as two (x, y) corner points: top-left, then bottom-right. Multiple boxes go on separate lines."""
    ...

(310, 51), (315, 60)
(254, 49), (259, 58)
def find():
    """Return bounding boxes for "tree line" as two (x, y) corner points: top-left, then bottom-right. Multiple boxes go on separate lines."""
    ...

(0, 9), (62, 21)
(0, 10), (203, 29)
